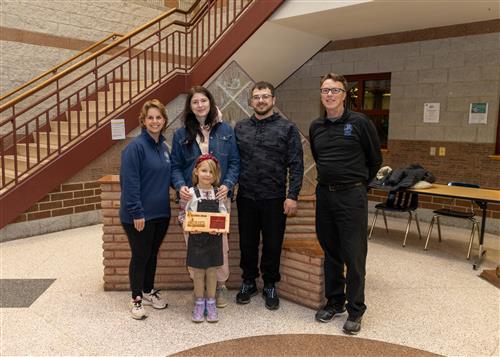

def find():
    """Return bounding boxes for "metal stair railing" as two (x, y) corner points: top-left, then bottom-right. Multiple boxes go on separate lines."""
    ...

(0, 0), (253, 192)
(0, 32), (124, 104)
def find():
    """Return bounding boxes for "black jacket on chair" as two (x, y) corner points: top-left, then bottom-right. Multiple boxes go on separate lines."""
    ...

(370, 164), (435, 191)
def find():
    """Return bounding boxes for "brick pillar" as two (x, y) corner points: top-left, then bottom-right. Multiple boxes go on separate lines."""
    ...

(99, 175), (320, 293)
(99, 175), (242, 291)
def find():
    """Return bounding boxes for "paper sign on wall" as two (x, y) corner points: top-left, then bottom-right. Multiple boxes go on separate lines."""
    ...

(111, 119), (126, 140)
(423, 103), (440, 123)
(468, 103), (488, 124)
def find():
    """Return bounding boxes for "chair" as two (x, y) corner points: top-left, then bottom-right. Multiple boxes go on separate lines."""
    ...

(369, 190), (422, 246)
(424, 182), (480, 259)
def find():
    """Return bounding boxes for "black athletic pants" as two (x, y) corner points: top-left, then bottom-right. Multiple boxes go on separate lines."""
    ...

(122, 218), (170, 299)
(315, 184), (368, 318)
(237, 197), (287, 285)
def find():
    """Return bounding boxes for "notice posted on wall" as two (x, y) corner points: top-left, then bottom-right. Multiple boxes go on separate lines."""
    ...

(111, 119), (126, 140)
(423, 103), (440, 123)
(468, 103), (488, 124)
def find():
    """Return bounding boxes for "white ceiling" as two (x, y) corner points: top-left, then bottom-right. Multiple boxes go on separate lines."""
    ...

(271, 0), (500, 41)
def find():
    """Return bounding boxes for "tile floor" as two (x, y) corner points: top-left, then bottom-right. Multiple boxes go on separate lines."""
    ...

(1, 215), (499, 356)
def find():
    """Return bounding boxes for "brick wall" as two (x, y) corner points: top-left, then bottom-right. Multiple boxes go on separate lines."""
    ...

(11, 181), (101, 224)
(384, 140), (500, 190)
(100, 175), (318, 291)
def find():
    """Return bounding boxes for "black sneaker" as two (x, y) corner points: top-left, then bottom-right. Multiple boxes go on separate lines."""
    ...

(315, 303), (346, 323)
(236, 280), (257, 304)
(262, 283), (279, 310)
(343, 316), (362, 335)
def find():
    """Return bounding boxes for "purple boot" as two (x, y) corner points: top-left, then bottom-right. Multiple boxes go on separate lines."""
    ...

(206, 298), (219, 323)
(192, 298), (205, 323)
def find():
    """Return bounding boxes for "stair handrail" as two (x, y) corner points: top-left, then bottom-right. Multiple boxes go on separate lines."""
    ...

(0, 0), (205, 115)
(0, 0), (255, 189)
(0, 0), (283, 229)
(0, 32), (124, 103)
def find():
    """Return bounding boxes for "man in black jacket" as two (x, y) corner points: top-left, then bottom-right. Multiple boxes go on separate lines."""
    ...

(234, 81), (304, 310)
(309, 73), (382, 334)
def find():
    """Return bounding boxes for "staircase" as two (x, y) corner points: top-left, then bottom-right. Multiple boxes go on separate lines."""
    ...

(0, 0), (285, 228)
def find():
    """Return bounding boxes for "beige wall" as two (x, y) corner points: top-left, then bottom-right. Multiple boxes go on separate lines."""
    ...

(0, 0), (167, 94)
(275, 32), (500, 144)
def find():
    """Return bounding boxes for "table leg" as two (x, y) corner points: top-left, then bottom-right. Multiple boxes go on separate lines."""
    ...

(473, 201), (487, 270)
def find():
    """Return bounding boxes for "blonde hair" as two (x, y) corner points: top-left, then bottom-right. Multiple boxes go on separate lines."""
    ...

(139, 99), (168, 131)
(192, 159), (220, 187)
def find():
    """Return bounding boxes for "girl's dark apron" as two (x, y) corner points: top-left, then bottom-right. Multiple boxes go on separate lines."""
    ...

(186, 187), (223, 269)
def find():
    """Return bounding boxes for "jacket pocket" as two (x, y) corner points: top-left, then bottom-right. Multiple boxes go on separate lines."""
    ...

(213, 133), (231, 157)
(178, 139), (197, 162)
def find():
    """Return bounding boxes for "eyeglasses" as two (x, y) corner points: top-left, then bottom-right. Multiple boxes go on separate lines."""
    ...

(251, 94), (273, 101)
(320, 87), (346, 95)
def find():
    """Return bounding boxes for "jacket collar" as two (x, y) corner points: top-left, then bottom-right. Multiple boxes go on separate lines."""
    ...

(250, 112), (279, 124)
(324, 108), (350, 125)
(141, 128), (165, 146)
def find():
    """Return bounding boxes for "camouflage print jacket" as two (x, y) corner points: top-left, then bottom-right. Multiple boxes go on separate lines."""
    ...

(235, 112), (304, 201)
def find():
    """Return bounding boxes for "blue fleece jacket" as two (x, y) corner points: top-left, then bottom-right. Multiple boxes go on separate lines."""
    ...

(119, 129), (171, 224)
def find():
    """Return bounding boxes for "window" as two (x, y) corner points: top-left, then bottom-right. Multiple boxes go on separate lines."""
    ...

(345, 73), (391, 148)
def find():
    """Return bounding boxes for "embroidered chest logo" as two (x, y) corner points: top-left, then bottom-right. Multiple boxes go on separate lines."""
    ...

(343, 124), (353, 137)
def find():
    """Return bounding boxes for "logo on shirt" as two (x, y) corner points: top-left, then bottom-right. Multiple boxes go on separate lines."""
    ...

(344, 124), (353, 136)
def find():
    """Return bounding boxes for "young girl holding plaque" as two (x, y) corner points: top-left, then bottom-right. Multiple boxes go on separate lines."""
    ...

(183, 153), (227, 323)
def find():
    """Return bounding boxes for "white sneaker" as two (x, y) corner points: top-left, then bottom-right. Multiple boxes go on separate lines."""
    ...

(216, 285), (229, 308)
(143, 289), (168, 309)
(130, 297), (147, 320)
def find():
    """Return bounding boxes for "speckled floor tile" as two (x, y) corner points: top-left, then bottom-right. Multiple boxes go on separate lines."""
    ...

(0, 221), (498, 356)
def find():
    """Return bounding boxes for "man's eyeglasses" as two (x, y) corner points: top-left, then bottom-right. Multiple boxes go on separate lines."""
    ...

(320, 87), (346, 95)
(251, 94), (273, 101)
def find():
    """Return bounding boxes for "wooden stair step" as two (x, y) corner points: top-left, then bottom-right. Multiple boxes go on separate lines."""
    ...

(50, 120), (94, 134)
(16, 143), (58, 158)
(34, 132), (70, 146)
(108, 80), (144, 93)
(65, 110), (99, 122)
(0, 167), (16, 186)
(1, 154), (31, 171)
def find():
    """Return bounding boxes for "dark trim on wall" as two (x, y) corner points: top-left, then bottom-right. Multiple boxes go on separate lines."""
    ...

(322, 19), (500, 52)
(0, 27), (98, 52)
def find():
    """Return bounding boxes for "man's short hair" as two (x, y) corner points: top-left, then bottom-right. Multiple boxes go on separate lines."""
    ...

(250, 81), (275, 97)
(320, 73), (348, 91)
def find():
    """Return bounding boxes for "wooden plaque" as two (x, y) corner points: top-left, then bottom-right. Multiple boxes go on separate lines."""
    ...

(183, 211), (230, 233)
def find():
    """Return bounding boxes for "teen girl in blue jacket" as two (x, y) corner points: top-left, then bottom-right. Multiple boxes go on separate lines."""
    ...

(171, 86), (239, 308)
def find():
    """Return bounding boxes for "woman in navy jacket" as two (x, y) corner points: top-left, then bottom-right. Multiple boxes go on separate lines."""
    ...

(120, 99), (171, 320)
(171, 86), (239, 308)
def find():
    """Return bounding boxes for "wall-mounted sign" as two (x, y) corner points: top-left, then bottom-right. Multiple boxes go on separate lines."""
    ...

(468, 102), (488, 124)
(423, 103), (440, 123)
(111, 119), (126, 140)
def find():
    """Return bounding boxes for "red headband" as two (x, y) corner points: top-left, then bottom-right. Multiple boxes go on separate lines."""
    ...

(195, 153), (219, 167)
